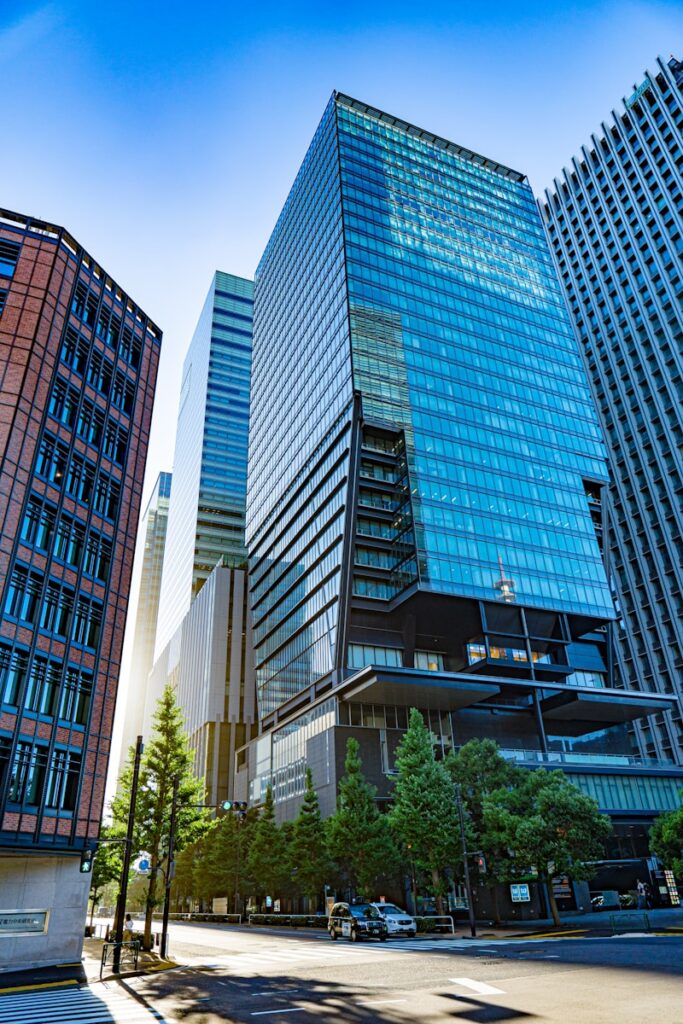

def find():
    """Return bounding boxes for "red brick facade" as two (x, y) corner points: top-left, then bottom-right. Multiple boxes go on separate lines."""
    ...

(0, 209), (161, 852)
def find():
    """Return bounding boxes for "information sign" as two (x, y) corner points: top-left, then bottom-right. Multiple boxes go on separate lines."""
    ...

(510, 883), (530, 903)
(0, 911), (49, 936)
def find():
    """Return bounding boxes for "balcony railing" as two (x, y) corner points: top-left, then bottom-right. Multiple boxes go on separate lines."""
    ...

(497, 748), (675, 770)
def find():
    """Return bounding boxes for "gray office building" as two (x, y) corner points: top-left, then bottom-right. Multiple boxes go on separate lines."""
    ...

(541, 55), (683, 764)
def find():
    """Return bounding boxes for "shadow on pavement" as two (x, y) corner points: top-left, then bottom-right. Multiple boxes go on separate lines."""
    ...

(123, 968), (537, 1023)
(437, 992), (537, 1022)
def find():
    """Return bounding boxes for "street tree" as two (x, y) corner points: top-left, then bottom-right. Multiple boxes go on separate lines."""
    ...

(483, 769), (612, 926)
(388, 709), (460, 914)
(88, 826), (122, 927)
(447, 739), (525, 922)
(327, 737), (398, 898)
(649, 791), (683, 879)
(214, 808), (255, 914)
(246, 785), (288, 905)
(170, 845), (196, 913)
(288, 767), (331, 906)
(111, 685), (209, 948)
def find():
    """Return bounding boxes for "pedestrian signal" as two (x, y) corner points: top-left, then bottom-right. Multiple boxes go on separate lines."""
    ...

(80, 849), (94, 874)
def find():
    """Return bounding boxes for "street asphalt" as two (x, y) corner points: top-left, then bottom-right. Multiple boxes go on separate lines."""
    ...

(116, 919), (683, 1024)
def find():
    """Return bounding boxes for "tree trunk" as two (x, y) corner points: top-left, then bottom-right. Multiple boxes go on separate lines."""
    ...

(144, 864), (159, 950)
(431, 867), (444, 917)
(545, 876), (561, 928)
(490, 884), (502, 927)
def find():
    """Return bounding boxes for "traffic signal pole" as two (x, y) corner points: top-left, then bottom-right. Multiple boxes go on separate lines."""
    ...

(113, 735), (144, 973)
(455, 783), (477, 938)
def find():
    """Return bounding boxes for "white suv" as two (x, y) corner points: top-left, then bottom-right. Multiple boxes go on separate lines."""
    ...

(370, 902), (417, 937)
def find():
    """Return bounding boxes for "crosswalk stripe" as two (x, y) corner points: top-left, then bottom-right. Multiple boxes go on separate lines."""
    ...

(0, 985), (167, 1023)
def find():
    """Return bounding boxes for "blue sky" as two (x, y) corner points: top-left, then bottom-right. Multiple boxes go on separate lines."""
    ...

(3, 0), (683, 494)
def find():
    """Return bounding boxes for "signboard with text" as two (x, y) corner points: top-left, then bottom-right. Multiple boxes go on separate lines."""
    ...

(664, 870), (680, 906)
(0, 911), (49, 936)
(510, 884), (530, 903)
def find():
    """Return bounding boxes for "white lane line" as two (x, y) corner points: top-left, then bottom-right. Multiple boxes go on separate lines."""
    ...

(251, 1009), (303, 1017)
(356, 999), (408, 1007)
(450, 977), (505, 996)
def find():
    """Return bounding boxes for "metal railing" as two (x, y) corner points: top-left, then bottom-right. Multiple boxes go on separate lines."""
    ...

(248, 913), (328, 928)
(415, 915), (455, 934)
(100, 940), (139, 978)
(609, 912), (651, 934)
(498, 749), (674, 769)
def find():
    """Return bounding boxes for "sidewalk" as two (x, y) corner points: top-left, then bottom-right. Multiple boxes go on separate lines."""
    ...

(82, 936), (177, 982)
(459, 905), (683, 939)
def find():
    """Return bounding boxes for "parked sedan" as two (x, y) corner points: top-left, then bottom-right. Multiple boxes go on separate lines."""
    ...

(370, 902), (417, 937)
(329, 902), (388, 942)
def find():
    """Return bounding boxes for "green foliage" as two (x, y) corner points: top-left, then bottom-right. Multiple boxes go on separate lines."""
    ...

(483, 768), (612, 926)
(246, 786), (289, 901)
(110, 685), (210, 946)
(649, 791), (683, 879)
(288, 768), (331, 903)
(388, 709), (460, 906)
(447, 738), (524, 884)
(88, 825), (122, 925)
(327, 737), (398, 897)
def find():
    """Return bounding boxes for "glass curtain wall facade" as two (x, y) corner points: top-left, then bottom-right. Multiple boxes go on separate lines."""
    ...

(117, 470), (171, 777)
(541, 55), (683, 764)
(247, 98), (354, 716)
(337, 97), (613, 617)
(239, 94), (683, 847)
(248, 92), (615, 723)
(155, 272), (252, 657)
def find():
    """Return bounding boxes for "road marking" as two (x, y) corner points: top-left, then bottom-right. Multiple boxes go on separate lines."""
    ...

(251, 1009), (303, 1017)
(450, 977), (505, 996)
(0, 979), (79, 996)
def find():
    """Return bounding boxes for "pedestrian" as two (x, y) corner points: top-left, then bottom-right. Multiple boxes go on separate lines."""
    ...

(644, 883), (654, 910)
(636, 879), (646, 909)
(123, 913), (134, 941)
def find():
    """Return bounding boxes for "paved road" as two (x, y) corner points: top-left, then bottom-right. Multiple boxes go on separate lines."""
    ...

(118, 921), (683, 1024)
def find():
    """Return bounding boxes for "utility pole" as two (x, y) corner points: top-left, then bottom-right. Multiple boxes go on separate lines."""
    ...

(455, 783), (477, 938)
(113, 735), (144, 972)
(160, 774), (179, 960)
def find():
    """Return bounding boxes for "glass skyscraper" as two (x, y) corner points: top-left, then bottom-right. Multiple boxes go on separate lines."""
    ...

(239, 94), (682, 880)
(155, 272), (252, 657)
(541, 55), (683, 765)
(117, 470), (172, 778)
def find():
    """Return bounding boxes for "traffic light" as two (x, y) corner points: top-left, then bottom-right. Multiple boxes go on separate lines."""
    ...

(475, 853), (487, 875)
(80, 849), (94, 874)
(220, 800), (248, 817)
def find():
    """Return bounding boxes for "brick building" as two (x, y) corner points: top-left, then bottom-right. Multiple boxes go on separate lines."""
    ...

(0, 208), (160, 971)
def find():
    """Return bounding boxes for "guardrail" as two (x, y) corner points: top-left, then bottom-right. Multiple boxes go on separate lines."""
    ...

(415, 915), (455, 934)
(249, 914), (328, 928)
(150, 912), (243, 924)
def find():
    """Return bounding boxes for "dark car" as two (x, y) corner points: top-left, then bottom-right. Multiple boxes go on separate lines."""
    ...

(329, 902), (388, 942)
